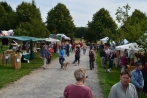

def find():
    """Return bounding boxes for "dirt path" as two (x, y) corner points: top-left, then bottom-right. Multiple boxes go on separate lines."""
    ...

(0, 49), (103, 98)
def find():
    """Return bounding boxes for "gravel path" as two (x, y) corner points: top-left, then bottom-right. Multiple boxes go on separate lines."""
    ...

(0, 49), (103, 98)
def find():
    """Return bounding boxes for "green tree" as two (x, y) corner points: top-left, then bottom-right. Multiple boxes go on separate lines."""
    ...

(116, 4), (130, 26)
(74, 27), (87, 38)
(15, 0), (49, 37)
(0, 1), (17, 30)
(46, 3), (75, 38)
(85, 8), (117, 43)
(119, 9), (147, 42)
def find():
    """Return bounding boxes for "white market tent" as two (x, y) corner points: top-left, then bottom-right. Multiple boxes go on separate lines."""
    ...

(115, 43), (142, 51)
(100, 37), (109, 43)
(45, 38), (60, 42)
(56, 34), (70, 40)
(100, 37), (129, 45)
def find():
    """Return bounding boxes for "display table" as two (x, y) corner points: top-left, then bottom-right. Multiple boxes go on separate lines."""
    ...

(21, 52), (36, 62)
(21, 53), (31, 61)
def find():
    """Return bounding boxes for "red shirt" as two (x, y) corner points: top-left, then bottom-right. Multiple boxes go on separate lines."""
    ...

(64, 84), (93, 98)
(72, 43), (75, 48)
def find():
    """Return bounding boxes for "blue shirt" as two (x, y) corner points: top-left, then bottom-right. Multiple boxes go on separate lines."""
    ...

(131, 69), (144, 88)
(58, 49), (65, 57)
(40, 48), (50, 58)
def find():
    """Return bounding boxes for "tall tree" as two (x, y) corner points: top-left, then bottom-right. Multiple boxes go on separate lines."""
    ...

(46, 3), (75, 38)
(85, 8), (117, 43)
(74, 27), (87, 38)
(116, 4), (130, 26)
(15, 1), (49, 37)
(119, 9), (147, 42)
(0, 1), (17, 30)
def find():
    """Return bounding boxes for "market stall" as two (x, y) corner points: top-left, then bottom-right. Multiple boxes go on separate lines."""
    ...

(0, 36), (45, 69)
(115, 43), (143, 71)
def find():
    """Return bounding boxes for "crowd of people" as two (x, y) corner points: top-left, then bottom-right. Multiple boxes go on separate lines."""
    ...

(98, 43), (147, 97)
(40, 41), (147, 98)
(40, 41), (95, 98)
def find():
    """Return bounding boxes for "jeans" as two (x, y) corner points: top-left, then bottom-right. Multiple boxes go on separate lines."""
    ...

(42, 57), (47, 68)
(89, 60), (94, 70)
(109, 59), (113, 68)
(59, 57), (64, 67)
(73, 56), (80, 64)
(47, 56), (51, 64)
(83, 49), (86, 54)
(101, 57), (105, 67)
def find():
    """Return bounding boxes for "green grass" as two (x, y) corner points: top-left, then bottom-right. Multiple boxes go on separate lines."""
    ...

(96, 52), (146, 98)
(0, 45), (9, 53)
(0, 53), (58, 89)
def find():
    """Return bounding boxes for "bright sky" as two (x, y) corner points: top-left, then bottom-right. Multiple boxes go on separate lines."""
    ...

(3, 0), (147, 27)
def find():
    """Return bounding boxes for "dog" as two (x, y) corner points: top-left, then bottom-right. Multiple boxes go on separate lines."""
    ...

(62, 62), (70, 70)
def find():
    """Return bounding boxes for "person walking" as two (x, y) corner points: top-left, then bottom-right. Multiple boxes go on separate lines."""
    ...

(108, 70), (138, 98)
(47, 46), (54, 64)
(65, 43), (70, 56)
(100, 49), (106, 68)
(40, 44), (50, 69)
(71, 42), (76, 52)
(62, 68), (93, 98)
(58, 46), (65, 69)
(120, 54), (127, 73)
(89, 50), (95, 70)
(82, 43), (87, 54)
(106, 51), (114, 72)
(132, 63), (144, 98)
(72, 46), (80, 65)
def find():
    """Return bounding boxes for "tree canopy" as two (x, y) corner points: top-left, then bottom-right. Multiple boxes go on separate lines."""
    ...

(0, 1), (17, 30)
(46, 3), (75, 38)
(85, 8), (117, 43)
(15, 1), (49, 38)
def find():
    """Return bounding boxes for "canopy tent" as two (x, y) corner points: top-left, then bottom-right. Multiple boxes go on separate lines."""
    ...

(100, 37), (129, 45)
(100, 37), (109, 43)
(115, 43), (142, 51)
(0, 36), (45, 41)
(56, 34), (71, 40)
(0, 29), (14, 36)
(45, 38), (60, 42)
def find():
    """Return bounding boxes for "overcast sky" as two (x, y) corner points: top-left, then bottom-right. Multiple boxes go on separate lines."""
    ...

(3, 0), (147, 27)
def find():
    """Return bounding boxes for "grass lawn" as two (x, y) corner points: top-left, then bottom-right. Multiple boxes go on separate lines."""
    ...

(96, 51), (146, 98)
(74, 38), (82, 44)
(0, 53), (58, 89)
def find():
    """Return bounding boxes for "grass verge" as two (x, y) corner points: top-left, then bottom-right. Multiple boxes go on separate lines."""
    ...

(96, 52), (146, 98)
(0, 53), (58, 89)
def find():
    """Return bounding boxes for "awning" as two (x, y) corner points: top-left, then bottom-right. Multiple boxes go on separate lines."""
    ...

(0, 36), (45, 41)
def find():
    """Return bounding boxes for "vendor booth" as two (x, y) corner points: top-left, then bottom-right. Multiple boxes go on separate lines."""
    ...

(115, 43), (142, 51)
(0, 36), (45, 69)
(115, 43), (143, 71)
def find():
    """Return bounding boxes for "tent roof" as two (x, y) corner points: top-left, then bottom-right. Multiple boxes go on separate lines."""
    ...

(0, 36), (45, 41)
(115, 43), (142, 51)
(45, 38), (60, 42)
